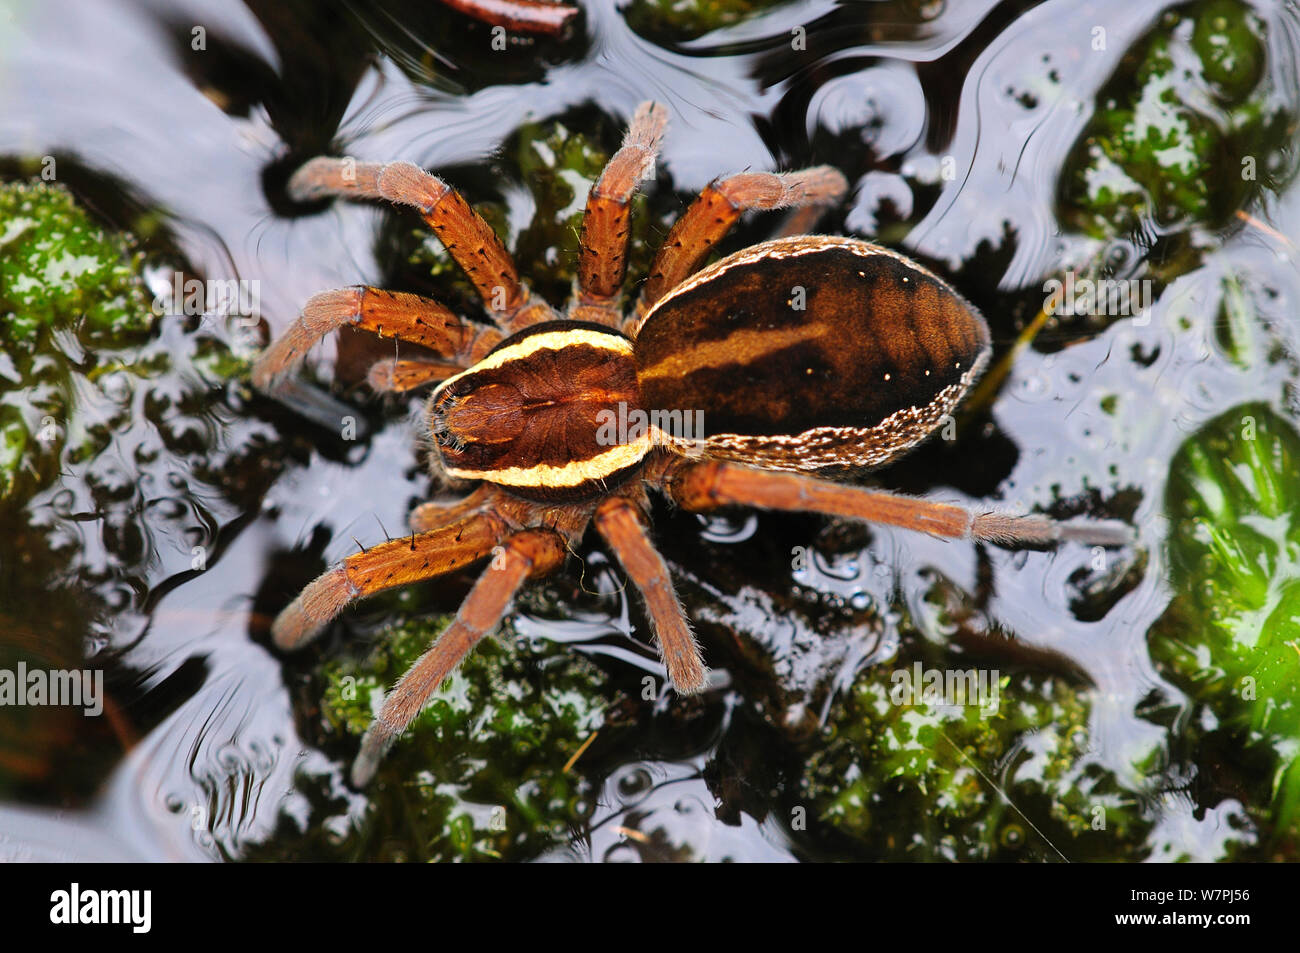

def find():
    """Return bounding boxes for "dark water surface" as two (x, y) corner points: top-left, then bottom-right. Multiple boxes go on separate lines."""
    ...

(1, 0), (1298, 861)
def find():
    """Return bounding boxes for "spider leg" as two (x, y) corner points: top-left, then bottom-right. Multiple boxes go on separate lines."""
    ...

(594, 497), (706, 694)
(571, 101), (669, 326)
(773, 201), (835, 240)
(251, 286), (500, 391)
(366, 357), (465, 394)
(351, 527), (566, 787)
(442, 0), (579, 35)
(630, 166), (848, 330)
(289, 158), (553, 333)
(270, 509), (508, 652)
(660, 460), (1134, 547)
(407, 485), (497, 533)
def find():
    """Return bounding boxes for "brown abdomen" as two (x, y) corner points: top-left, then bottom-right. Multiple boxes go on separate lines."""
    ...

(635, 236), (990, 471)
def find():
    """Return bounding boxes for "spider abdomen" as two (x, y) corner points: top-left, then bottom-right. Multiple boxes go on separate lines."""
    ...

(430, 322), (648, 501)
(636, 235), (991, 472)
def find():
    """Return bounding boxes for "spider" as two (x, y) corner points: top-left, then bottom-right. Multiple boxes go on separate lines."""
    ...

(253, 102), (1130, 787)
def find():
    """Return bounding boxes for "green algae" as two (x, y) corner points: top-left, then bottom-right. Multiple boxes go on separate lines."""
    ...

(804, 654), (1153, 860)
(1060, 0), (1289, 242)
(259, 615), (614, 861)
(1151, 403), (1300, 834)
(623, 0), (787, 39)
(0, 179), (256, 505)
(0, 180), (152, 346)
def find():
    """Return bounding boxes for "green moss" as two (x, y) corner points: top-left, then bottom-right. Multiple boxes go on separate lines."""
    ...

(1214, 271), (1258, 367)
(1059, 0), (1287, 240)
(0, 178), (270, 799)
(265, 615), (613, 861)
(0, 179), (256, 505)
(1193, 0), (1264, 99)
(1151, 403), (1300, 832)
(805, 654), (1152, 860)
(0, 181), (151, 345)
(0, 181), (145, 500)
(622, 0), (787, 39)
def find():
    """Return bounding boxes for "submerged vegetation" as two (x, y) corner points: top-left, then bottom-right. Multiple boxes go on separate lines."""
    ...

(0, 180), (256, 507)
(1151, 405), (1300, 837)
(622, 0), (788, 40)
(0, 181), (153, 501)
(804, 660), (1154, 860)
(257, 617), (612, 861)
(0, 177), (267, 799)
(1060, 0), (1288, 243)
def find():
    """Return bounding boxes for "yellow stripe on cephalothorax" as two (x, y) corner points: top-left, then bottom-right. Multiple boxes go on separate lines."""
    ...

(435, 327), (634, 395)
(446, 433), (654, 488)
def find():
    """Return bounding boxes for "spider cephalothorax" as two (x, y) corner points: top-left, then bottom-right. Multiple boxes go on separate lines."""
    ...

(254, 102), (1128, 786)
(429, 321), (644, 501)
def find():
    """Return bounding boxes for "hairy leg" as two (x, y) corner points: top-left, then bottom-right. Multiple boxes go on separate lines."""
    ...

(366, 357), (465, 393)
(660, 460), (1133, 547)
(289, 159), (553, 332)
(351, 527), (566, 786)
(773, 200), (835, 240)
(251, 286), (500, 391)
(631, 167), (848, 329)
(594, 496), (706, 693)
(571, 101), (668, 325)
(407, 486), (497, 533)
(270, 510), (508, 651)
